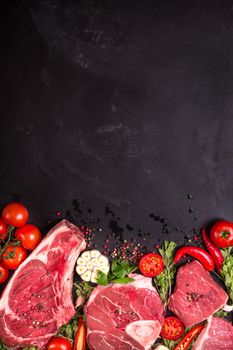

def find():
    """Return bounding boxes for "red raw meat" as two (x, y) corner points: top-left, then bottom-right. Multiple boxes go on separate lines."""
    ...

(192, 316), (233, 350)
(0, 220), (86, 349)
(168, 260), (228, 327)
(85, 274), (164, 350)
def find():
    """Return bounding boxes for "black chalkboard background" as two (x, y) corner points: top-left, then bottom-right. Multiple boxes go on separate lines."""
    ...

(1, 0), (233, 252)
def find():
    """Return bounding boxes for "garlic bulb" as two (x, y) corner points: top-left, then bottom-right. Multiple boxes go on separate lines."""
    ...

(76, 250), (110, 283)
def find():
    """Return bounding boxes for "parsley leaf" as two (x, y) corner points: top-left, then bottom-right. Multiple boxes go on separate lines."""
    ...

(96, 259), (137, 286)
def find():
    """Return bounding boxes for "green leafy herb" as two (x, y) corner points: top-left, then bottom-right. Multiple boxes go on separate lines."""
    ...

(74, 281), (94, 300)
(154, 241), (177, 307)
(111, 277), (134, 284)
(96, 270), (108, 285)
(0, 340), (7, 350)
(220, 247), (233, 304)
(96, 259), (137, 286)
(22, 347), (38, 350)
(57, 315), (79, 343)
(163, 338), (181, 349)
(213, 308), (228, 318)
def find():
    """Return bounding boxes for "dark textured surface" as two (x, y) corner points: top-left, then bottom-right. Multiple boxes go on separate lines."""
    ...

(1, 0), (233, 246)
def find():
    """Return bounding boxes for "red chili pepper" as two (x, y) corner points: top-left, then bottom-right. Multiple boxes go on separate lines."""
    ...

(174, 324), (204, 350)
(174, 246), (215, 271)
(73, 317), (86, 350)
(202, 228), (224, 273)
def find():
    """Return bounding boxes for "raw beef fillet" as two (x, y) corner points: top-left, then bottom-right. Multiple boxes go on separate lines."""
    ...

(193, 316), (233, 350)
(85, 274), (164, 350)
(168, 260), (228, 327)
(0, 220), (86, 349)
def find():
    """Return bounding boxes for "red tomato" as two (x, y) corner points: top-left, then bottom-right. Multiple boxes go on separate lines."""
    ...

(139, 252), (164, 277)
(2, 202), (29, 227)
(0, 264), (9, 284)
(210, 220), (233, 248)
(47, 337), (72, 350)
(0, 218), (8, 240)
(15, 224), (42, 250)
(160, 316), (185, 340)
(2, 245), (27, 270)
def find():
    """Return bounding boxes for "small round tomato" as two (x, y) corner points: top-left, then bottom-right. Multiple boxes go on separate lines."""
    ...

(47, 337), (72, 350)
(2, 202), (29, 227)
(15, 224), (42, 250)
(139, 252), (164, 277)
(210, 220), (233, 248)
(160, 316), (185, 340)
(2, 245), (27, 270)
(0, 218), (8, 240)
(0, 264), (9, 284)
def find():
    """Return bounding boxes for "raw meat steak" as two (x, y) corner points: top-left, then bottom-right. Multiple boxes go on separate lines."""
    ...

(85, 273), (164, 350)
(168, 260), (228, 327)
(0, 220), (86, 349)
(193, 316), (233, 350)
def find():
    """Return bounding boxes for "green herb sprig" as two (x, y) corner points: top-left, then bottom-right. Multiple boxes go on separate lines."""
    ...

(0, 340), (7, 350)
(57, 315), (79, 343)
(96, 259), (137, 286)
(220, 247), (233, 304)
(154, 241), (177, 307)
(74, 280), (94, 301)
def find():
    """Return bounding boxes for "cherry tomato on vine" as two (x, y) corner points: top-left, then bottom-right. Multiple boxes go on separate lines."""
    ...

(139, 252), (164, 277)
(47, 337), (72, 350)
(210, 220), (233, 248)
(1, 245), (27, 270)
(15, 224), (42, 250)
(2, 202), (29, 227)
(160, 316), (185, 340)
(0, 218), (8, 240)
(0, 264), (9, 284)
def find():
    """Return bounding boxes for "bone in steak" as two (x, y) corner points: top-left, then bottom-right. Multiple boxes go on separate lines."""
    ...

(0, 220), (86, 349)
(85, 273), (164, 350)
(168, 260), (228, 327)
(192, 316), (233, 350)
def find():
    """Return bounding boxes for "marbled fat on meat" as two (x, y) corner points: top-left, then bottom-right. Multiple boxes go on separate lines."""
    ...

(0, 220), (86, 349)
(85, 274), (164, 350)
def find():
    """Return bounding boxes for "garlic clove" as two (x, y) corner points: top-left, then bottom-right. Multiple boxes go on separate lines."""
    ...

(76, 265), (87, 275)
(81, 251), (91, 262)
(77, 257), (86, 266)
(81, 270), (92, 282)
(98, 255), (109, 267)
(90, 250), (101, 258)
(91, 257), (99, 267)
(86, 261), (93, 270)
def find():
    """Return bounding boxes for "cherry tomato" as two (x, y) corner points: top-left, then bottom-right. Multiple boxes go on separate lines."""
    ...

(139, 252), (164, 277)
(2, 202), (29, 227)
(160, 316), (185, 340)
(0, 218), (8, 240)
(0, 264), (9, 284)
(15, 224), (42, 250)
(2, 245), (27, 270)
(210, 220), (233, 248)
(47, 337), (72, 350)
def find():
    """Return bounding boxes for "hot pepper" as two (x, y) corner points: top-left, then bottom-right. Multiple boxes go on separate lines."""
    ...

(174, 246), (215, 271)
(73, 317), (86, 350)
(174, 324), (204, 350)
(202, 228), (224, 273)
